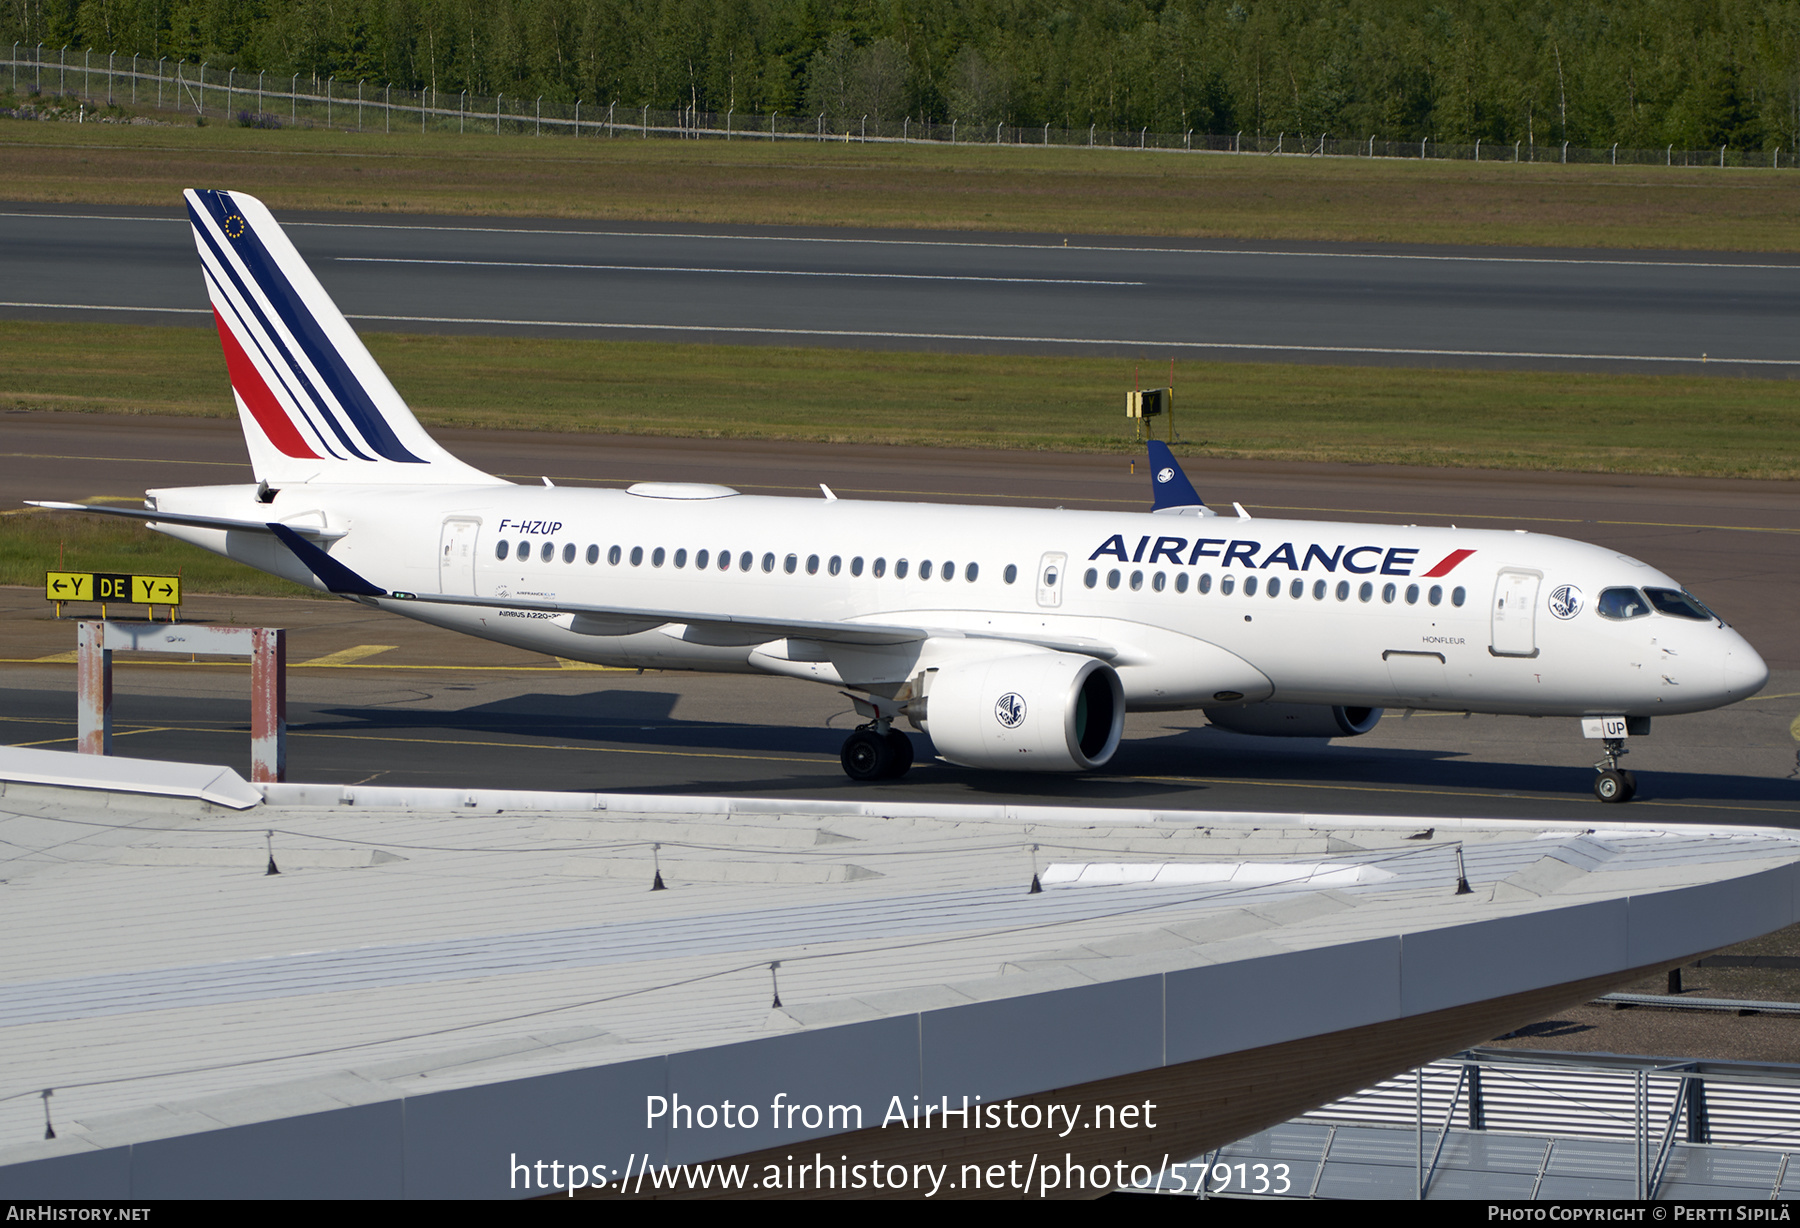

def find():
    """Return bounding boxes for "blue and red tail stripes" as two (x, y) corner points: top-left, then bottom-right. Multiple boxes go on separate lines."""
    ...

(187, 189), (498, 486)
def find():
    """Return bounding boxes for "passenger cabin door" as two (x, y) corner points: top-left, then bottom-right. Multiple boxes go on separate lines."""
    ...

(1037, 552), (1067, 608)
(1490, 568), (1541, 658)
(439, 518), (480, 595)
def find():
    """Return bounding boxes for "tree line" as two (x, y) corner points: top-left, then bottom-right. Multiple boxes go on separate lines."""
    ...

(7, 0), (1799, 150)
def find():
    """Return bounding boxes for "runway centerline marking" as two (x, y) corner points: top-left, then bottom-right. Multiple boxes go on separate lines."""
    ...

(336, 257), (1143, 287)
(10, 210), (1800, 271)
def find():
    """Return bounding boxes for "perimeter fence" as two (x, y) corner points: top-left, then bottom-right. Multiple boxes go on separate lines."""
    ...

(5, 43), (1796, 170)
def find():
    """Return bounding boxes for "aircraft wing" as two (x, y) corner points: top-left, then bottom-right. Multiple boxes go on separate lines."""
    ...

(387, 589), (1118, 658)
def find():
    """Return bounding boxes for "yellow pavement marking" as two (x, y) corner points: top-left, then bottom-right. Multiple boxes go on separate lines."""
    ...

(1789, 713), (1800, 743)
(29, 651), (78, 663)
(556, 657), (618, 670)
(0, 452), (247, 470)
(296, 645), (397, 667)
(0, 656), (634, 672)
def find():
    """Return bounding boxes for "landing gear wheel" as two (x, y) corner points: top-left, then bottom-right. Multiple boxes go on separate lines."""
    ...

(841, 729), (893, 782)
(884, 730), (915, 778)
(1595, 769), (1636, 803)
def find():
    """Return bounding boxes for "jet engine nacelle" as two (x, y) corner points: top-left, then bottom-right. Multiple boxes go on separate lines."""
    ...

(914, 651), (1125, 771)
(1204, 703), (1383, 738)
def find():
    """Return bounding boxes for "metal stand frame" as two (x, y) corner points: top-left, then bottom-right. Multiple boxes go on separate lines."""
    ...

(76, 621), (286, 782)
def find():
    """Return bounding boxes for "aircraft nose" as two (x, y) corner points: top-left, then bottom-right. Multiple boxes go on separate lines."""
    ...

(1721, 636), (1769, 700)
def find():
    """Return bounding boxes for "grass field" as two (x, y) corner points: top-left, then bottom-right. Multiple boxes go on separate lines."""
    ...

(6, 321), (1799, 478)
(5, 116), (1800, 249)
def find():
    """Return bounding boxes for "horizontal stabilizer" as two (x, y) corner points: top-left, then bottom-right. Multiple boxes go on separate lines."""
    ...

(26, 500), (344, 540)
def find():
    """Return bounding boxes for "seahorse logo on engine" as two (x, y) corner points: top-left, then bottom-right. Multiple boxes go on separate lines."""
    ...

(995, 692), (1027, 729)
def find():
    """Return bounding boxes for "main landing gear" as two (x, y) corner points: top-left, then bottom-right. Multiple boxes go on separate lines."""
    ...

(1593, 738), (1637, 804)
(841, 725), (915, 781)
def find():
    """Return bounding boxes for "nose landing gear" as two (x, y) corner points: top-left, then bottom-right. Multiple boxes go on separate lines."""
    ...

(1593, 738), (1637, 803)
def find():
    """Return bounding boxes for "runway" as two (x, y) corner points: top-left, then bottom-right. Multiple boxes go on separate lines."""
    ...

(5, 417), (1797, 825)
(4, 204), (1800, 373)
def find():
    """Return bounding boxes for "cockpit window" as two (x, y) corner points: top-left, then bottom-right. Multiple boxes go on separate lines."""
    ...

(1596, 587), (1651, 620)
(1645, 587), (1715, 621)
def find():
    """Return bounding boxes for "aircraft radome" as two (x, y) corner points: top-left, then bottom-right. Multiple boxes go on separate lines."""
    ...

(30, 190), (1770, 802)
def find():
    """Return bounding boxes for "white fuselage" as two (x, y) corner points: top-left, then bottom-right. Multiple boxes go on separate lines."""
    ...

(148, 480), (1767, 719)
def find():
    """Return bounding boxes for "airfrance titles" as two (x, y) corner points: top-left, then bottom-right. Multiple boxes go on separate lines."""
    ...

(1088, 535), (1475, 579)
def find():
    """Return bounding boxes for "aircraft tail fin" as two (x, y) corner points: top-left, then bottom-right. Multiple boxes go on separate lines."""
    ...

(1146, 440), (1214, 516)
(186, 188), (501, 487)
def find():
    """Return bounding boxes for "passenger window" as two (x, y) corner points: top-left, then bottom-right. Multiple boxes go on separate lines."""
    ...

(540, 542), (555, 563)
(494, 541), (509, 560)
(762, 553), (777, 573)
(630, 546), (644, 566)
(1405, 584), (1419, 604)
(943, 562), (956, 581)
(587, 544), (600, 565)
(674, 548), (688, 568)
(851, 557), (864, 576)
(1336, 581), (1350, 601)
(563, 543), (576, 564)
(1198, 573), (1213, 594)
(873, 558), (886, 578)
(1382, 582), (1396, 603)
(1313, 580), (1326, 600)
(783, 553), (797, 574)
(919, 560), (933, 580)
(1084, 568), (1098, 588)
(1289, 579), (1303, 598)
(1175, 573), (1189, 593)
(966, 562), (978, 581)
(608, 545), (622, 565)
(1598, 587), (1651, 620)
(1269, 580), (1281, 599)
(1244, 576), (1259, 597)
(895, 559), (909, 579)
(1106, 569), (1121, 590)
(1004, 564), (1017, 584)
(1428, 584), (1442, 605)
(1451, 586), (1466, 607)
(516, 541), (531, 562)
(1129, 570), (1143, 591)
(652, 547), (666, 567)
(806, 554), (820, 575)
(1221, 576), (1235, 595)
(1359, 582), (1374, 602)
(828, 556), (841, 576)
(1152, 572), (1166, 592)
(696, 549), (709, 569)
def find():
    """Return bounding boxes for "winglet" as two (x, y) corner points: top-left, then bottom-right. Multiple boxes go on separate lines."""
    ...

(1146, 441), (1212, 516)
(267, 523), (386, 596)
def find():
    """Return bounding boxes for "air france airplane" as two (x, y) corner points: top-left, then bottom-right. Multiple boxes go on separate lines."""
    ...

(31, 190), (1769, 802)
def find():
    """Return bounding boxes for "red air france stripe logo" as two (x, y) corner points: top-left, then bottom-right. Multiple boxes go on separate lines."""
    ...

(211, 306), (319, 459)
(1422, 548), (1476, 578)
